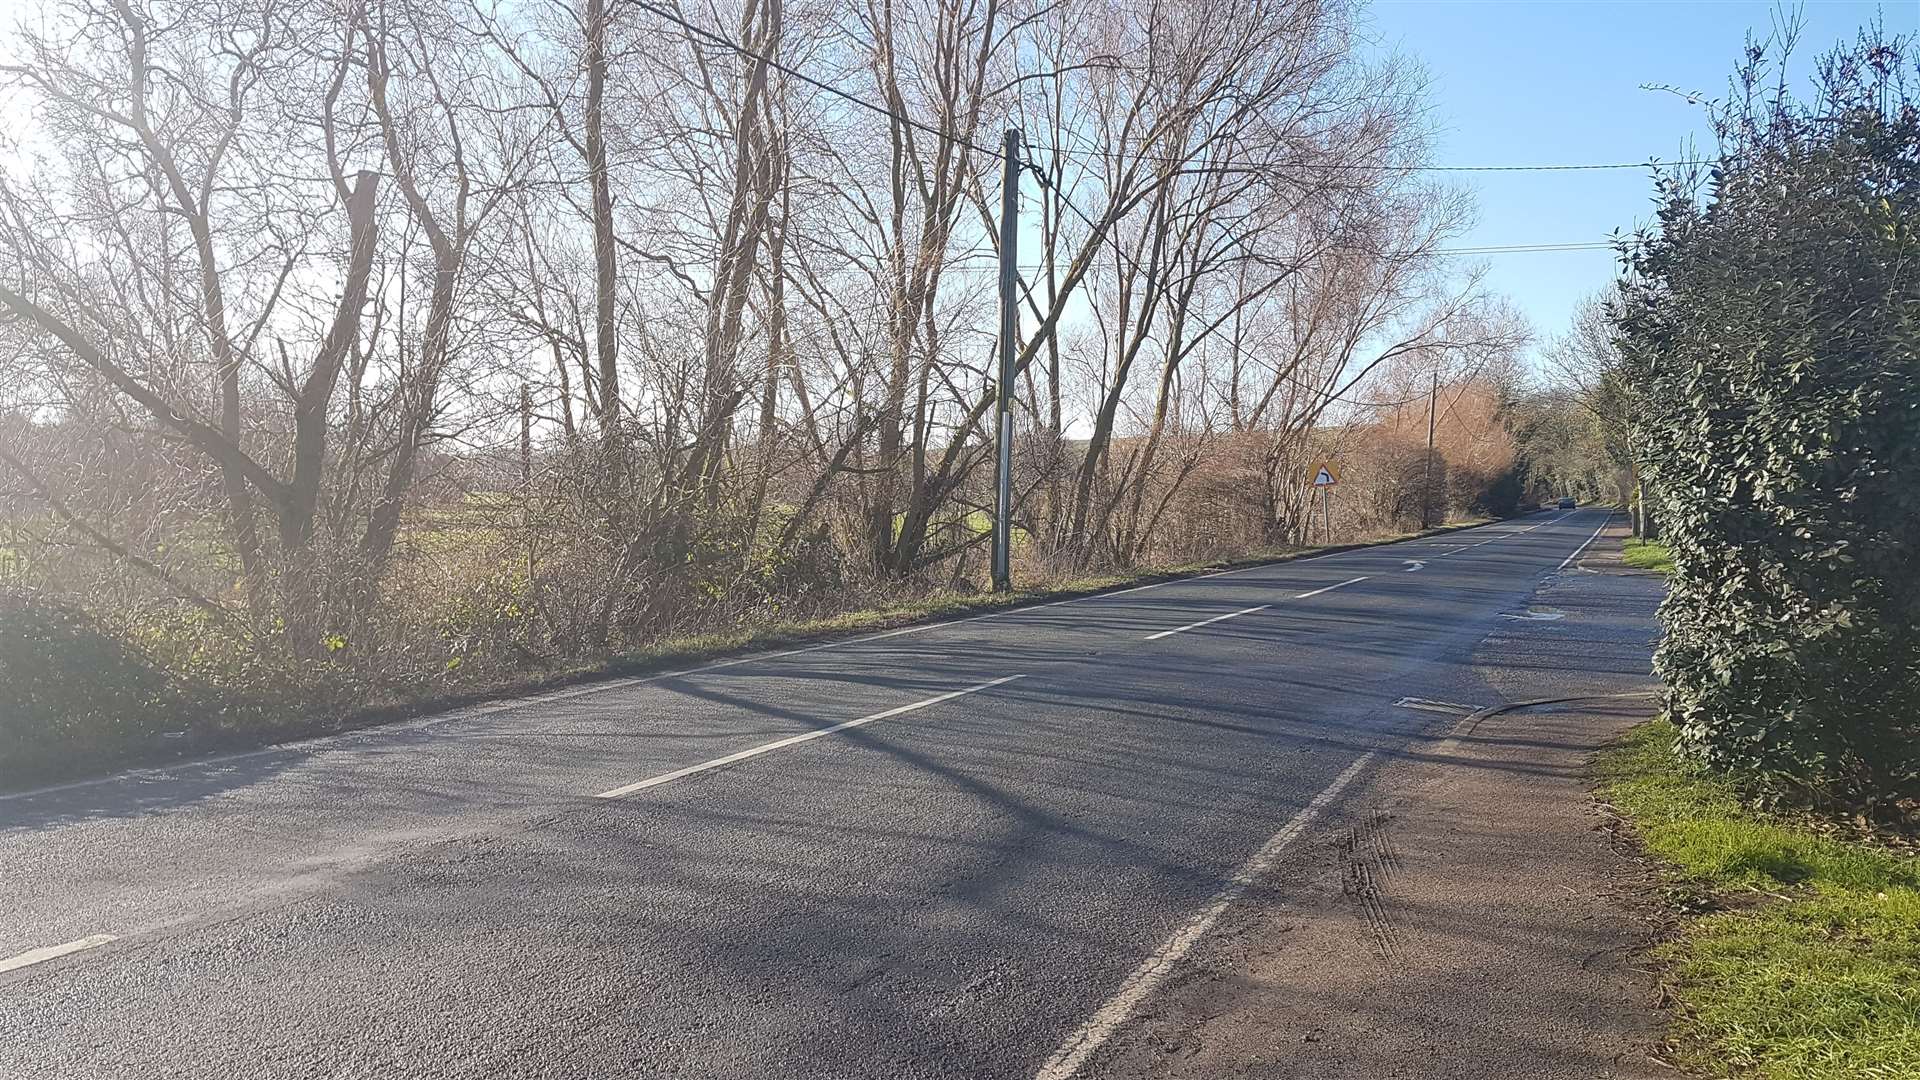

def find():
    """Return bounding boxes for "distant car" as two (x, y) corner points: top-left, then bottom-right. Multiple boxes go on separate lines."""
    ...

(1557, 496), (1576, 509)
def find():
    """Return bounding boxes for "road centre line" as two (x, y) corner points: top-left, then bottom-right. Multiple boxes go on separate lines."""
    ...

(0, 934), (118, 976)
(0, 516), (1526, 805)
(1296, 575), (1369, 599)
(592, 675), (1025, 799)
(1177, 519), (1536, 580)
(1144, 604), (1270, 641)
(1034, 751), (1379, 1080)
(1143, 575), (1368, 641)
(1412, 511), (1574, 562)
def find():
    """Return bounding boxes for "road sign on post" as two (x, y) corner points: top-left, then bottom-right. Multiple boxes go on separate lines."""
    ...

(1308, 461), (1339, 544)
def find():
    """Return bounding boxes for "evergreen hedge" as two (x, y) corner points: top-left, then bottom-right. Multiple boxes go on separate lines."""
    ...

(1614, 33), (1919, 811)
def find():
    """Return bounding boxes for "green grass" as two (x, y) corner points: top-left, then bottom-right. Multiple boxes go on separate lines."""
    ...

(1622, 538), (1676, 575)
(1597, 721), (1920, 1078)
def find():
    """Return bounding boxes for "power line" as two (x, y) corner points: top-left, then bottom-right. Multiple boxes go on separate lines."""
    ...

(1017, 151), (1476, 411)
(625, 9), (1624, 411)
(1433, 242), (1614, 254)
(1051, 150), (1709, 173)
(945, 241), (1616, 269)
(625, 0), (1004, 159)
(629, 4), (1709, 177)
(1025, 99), (1707, 174)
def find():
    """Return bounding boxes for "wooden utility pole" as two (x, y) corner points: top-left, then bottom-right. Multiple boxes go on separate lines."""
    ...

(991, 128), (1019, 592)
(1421, 371), (1438, 529)
(520, 383), (535, 582)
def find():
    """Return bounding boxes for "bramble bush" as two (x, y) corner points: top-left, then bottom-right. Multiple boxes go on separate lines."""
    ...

(0, 588), (182, 781)
(1615, 31), (1920, 811)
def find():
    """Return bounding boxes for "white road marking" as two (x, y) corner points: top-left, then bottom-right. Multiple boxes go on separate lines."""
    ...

(1296, 575), (1369, 599)
(1556, 512), (1615, 571)
(1034, 752), (1379, 1080)
(1144, 604), (1270, 641)
(1434, 537), (1499, 558)
(1402, 559), (1426, 572)
(0, 934), (118, 975)
(1416, 511), (1574, 563)
(592, 675), (1025, 799)
(1392, 696), (1480, 715)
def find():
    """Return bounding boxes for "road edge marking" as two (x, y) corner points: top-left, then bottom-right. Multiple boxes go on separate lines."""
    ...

(0, 933), (118, 975)
(592, 675), (1026, 799)
(1556, 511), (1615, 571)
(1033, 751), (1379, 1080)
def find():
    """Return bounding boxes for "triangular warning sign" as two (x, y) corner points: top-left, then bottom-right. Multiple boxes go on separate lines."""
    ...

(1309, 460), (1340, 487)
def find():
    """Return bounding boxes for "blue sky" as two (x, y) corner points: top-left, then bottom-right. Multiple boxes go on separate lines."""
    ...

(1364, 0), (1916, 354)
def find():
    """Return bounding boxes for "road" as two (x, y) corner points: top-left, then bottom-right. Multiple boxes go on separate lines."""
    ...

(0, 508), (1660, 1079)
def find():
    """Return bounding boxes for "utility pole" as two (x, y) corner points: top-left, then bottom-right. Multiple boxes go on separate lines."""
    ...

(991, 128), (1019, 593)
(519, 383), (535, 583)
(1420, 370), (1438, 530)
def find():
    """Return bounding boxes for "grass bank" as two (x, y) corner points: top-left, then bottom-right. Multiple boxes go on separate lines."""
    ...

(1596, 721), (1920, 1079)
(1622, 537), (1675, 575)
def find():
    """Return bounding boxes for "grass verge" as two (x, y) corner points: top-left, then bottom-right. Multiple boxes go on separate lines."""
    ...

(1595, 720), (1920, 1079)
(1622, 538), (1675, 575)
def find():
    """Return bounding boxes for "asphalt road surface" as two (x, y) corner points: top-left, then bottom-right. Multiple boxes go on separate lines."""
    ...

(0, 508), (1659, 1079)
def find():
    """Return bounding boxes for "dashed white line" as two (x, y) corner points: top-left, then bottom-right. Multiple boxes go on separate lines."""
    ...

(1143, 604), (1270, 641)
(0, 934), (118, 975)
(1138, 581), (1362, 648)
(1434, 537), (1498, 558)
(1517, 511), (1575, 534)
(1033, 752), (1379, 1080)
(592, 675), (1025, 799)
(1296, 575), (1369, 599)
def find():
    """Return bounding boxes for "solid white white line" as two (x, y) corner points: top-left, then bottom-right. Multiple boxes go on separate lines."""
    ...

(1033, 752), (1379, 1080)
(592, 675), (1025, 799)
(1296, 575), (1369, 599)
(1556, 511), (1615, 571)
(0, 934), (118, 975)
(1143, 604), (1270, 641)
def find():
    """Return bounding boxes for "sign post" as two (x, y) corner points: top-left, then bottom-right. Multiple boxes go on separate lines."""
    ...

(1308, 461), (1340, 545)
